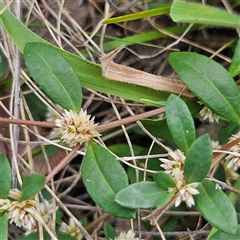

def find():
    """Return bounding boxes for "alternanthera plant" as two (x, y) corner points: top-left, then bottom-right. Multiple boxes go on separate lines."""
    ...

(0, 0), (240, 239)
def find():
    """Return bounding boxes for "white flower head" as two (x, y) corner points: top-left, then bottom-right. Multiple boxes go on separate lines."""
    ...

(55, 109), (101, 147)
(222, 161), (239, 183)
(0, 199), (11, 211)
(8, 188), (22, 200)
(199, 102), (219, 123)
(224, 135), (240, 171)
(8, 189), (38, 231)
(39, 200), (56, 229)
(160, 149), (185, 175)
(59, 218), (83, 240)
(113, 229), (140, 240)
(174, 182), (199, 208)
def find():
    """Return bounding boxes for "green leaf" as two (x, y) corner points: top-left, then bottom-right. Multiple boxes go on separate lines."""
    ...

(169, 52), (240, 124)
(209, 225), (240, 240)
(115, 181), (169, 208)
(218, 122), (240, 145)
(166, 94), (196, 153)
(229, 39), (240, 77)
(195, 179), (238, 234)
(19, 174), (46, 201)
(184, 134), (212, 183)
(141, 118), (172, 139)
(104, 222), (117, 240)
(0, 212), (8, 240)
(16, 230), (78, 240)
(170, 1), (240, 28)
(155, 191), (174, 207)
(154, 171), (175, 189)
(82, 143), (136, 219)
(0, 153), (11, 199)
(0, 48), (8, 78)
(24, 42), (82, 112)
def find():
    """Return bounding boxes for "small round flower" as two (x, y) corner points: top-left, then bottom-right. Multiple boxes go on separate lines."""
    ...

(59, 218), (83, 240)
(160, 149), (185, 175)
(0, 199), (11, 211)
(113, 229), (140, 240)
(39, 200), (56, 229)
(8, 188), (22, 200)
(55, 109), (101, 147)
(224, 135), (240, 171)
(199, 102), (219, 123)
(222, 161), (239, 183)
(8, 188), (38, 231)
(172, 182), (199, 208)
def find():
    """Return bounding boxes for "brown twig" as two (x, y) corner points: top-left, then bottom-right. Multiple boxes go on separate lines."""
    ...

(0, 107), (166, 133)
(97, 107), (165, 133)
(46, 144), (81, 183)
(0, 117), (57, 128)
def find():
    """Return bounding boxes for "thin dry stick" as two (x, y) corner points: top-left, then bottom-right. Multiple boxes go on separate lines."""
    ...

(153, 217), (166, 240)
(45, 144), (81, 183)
(0, 106), (166, 132)
(211, 137), (240, 170)
(98, 107), (166, 132)
(0, 117), (57, 128)
(10, 0), (22, 188)
(45, 185), (93, 239)
(142, 195), (176, 225)
(144, 138), (156, 181)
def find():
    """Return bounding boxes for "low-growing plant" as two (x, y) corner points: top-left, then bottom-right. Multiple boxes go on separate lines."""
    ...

(0, 0), (240, 239)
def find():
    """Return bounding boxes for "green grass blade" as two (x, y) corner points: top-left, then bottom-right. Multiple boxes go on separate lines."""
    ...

(170, 0), (240, 28)
(102, 5), (170, 24)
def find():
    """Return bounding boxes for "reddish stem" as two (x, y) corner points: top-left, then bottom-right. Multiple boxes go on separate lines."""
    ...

(46, 144), (81, 183)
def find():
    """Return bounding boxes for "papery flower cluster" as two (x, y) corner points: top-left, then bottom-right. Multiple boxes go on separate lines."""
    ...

(59, 218), (83, 240)
(0, 189), (83, 239)
(112, 229), (140, 240)
(198, 101), (219, 123)
(55, 109), (100, 147)
(5, 188), (38, 231)
(160, 150), (199, 208)
(222, 134), (240, 182)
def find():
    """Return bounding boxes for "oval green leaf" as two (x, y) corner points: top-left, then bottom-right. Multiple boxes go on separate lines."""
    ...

(209, 225), (240, 240)
(169, 52), (240, 124)
(0, 212), (8, 240)
(82, 142), (136, 219)
(0, 153), (11, 199)
(155, 191), (174, 207)
(229, 39), (240, 77)
(166, 94), (196, 153)
(154, 171), (175, 189)
(184, 134), (212, 183)
(170, 1), (240, 28)
(24, 42), (82, 112)
(115, 181), (168, 208)
(195, 179), (238, 234)
(19, 173), (46, 201)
